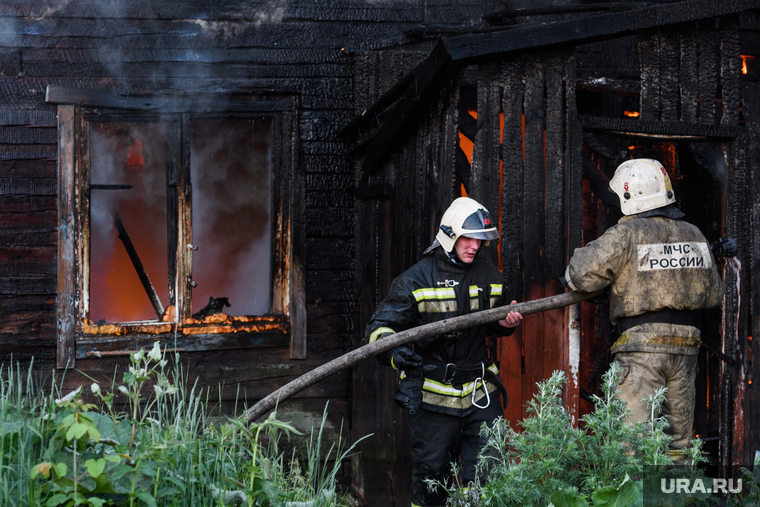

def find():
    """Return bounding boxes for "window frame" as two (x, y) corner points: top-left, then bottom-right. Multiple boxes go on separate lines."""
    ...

(50, 87), (305, 368)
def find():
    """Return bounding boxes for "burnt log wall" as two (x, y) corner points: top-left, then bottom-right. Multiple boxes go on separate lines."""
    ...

(0, 0), (506, 477)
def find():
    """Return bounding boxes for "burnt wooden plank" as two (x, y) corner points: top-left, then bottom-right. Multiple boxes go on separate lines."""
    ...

(0, 277), (56, 295)
(0, 126), (56, 145)
(742, 81), (760, 466)
(444, 0), (760, 61)
(306, 270), (353, 303)
(0, 109), (56, 126)
(500, 57), (524, 301)
(359, 41), (458, 179)
(304, 208), (354, 238)
(28, 61), (352, 80)
(521, 56), (546, 420)
(0, 159), (56, 178)
(435, 81), (458, 220)
(544, 52), (566, 280)
(0, 145), (57, 160)
(56, 105), (76, 369)
(699, 27), (719, 124)
(659, 29), (680, 122)
(0, 247), (55, 275)
(75, 330), (292, 360)
(0, 311), (54, 337)
(0, 226), (56, 249)
(0, 196), (55, 213)
(680, 29), (700, 122)
(639, 31), (661, 121)
(470, 61), (502, 267)
(719, 134), (749, 470)
(579, 115), (740, 139)
(720, 18), (742, 127)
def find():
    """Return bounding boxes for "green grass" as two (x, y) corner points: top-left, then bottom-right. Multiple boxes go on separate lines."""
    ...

(0, 345), (363, 507)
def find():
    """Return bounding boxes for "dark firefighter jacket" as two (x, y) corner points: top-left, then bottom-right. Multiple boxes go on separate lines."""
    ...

(564, 213), (724, 355)
(365, 247), (513, 416)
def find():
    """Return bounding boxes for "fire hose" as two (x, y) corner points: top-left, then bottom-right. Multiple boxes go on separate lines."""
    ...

(244, 289), (603, 422)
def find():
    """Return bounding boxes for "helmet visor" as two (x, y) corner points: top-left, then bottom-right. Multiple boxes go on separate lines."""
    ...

(461, 229), (499, 241)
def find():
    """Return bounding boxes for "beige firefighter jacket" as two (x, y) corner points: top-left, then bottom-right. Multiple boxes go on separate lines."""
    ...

(565, 215), (724, 354)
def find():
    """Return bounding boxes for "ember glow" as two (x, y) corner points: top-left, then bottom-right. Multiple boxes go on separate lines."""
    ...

(623, 111), (640, 117)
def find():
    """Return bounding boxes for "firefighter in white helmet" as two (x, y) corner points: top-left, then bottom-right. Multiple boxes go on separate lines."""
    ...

(563, 158), (734, 462)
(365, 196), (522, 507)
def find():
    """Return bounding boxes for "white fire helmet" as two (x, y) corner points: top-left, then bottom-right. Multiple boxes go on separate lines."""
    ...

(609, 158), (676, 216)
(435, 197), (499, 252)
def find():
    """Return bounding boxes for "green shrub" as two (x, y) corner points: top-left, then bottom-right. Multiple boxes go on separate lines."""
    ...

(432, 363), (713, 507)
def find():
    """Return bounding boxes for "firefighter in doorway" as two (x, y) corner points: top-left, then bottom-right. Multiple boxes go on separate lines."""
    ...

(365, 197), (523, 507)
(562, 158), (735, 462)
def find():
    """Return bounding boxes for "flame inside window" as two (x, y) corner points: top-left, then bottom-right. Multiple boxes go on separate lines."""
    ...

(90, 122), (169, 323)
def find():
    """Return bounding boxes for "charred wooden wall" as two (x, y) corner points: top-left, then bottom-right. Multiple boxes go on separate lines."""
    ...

(351, 8), (760, 493)
(0, 0), (508, 482)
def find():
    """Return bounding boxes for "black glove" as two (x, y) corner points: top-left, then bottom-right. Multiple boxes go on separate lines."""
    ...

(389, 346), (422, 370)
(711, 237), (737, 258)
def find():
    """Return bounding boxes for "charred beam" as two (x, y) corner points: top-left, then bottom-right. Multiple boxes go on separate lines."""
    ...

(578, 115), (739, 139)
(444, 0), (760, 61)
(110, 207), (164, 319)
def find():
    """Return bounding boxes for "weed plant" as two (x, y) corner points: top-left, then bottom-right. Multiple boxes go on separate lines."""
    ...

(0, 343), (361, 507)
(430, 363), (720, 507)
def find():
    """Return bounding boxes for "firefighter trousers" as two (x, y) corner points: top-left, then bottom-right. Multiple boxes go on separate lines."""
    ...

(408, 402), (502, 507)
(614, 351), (698, 452)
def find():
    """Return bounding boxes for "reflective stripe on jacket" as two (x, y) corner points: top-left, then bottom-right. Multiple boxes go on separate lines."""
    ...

(365, 247), (512, 415)
(565, 215), (723, 354)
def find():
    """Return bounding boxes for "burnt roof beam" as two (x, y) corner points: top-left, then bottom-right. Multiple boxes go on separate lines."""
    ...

(444, 0), (760, 61)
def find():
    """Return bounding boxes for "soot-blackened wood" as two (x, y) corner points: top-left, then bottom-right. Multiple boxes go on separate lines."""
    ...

(56, 105), (76, 369)
(578, 115), (739, 139)
(470, 61), (502, 268)
(699, 26), (719, 124)
(743, 81), (760, 466)
(500, 57), (524, 303)
(680, 28), (699, 122)
(457, 103), (477, 142)
(720, 19), (741, 128)
(522, 56), (546, 420)
(544, 52), (566, 280)
(522, 57), (545, 288)
(639, 31), (661, 121)
(659, 29), (680, 122)
(436, 82), (458, 214)
(444, 0), (760, 61)
(360, 41), (458, 179)
(719, 135), (748, 470)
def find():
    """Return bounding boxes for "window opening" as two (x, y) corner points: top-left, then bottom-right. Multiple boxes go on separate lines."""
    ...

(89, 121), (169, 324)
(189, 118), (273, 317)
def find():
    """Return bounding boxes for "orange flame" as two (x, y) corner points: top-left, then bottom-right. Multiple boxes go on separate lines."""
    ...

(126, 140), (145, 172)
(623, 111), (640, 118)
(741, 55), (754, 75)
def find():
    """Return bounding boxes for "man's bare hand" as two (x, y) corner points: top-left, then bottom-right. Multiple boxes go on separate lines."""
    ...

(498, 300), (523, 328)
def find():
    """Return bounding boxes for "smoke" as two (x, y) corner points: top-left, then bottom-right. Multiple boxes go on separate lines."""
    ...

(89, 122), (169, 323)
(190, 118), (273, 316)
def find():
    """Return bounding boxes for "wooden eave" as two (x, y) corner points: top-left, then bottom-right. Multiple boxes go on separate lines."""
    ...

(344, 0), (760, 177)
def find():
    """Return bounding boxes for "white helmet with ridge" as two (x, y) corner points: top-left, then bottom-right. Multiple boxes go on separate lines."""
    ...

(609, 158), (676, 216)
(435, 197), (499, 252)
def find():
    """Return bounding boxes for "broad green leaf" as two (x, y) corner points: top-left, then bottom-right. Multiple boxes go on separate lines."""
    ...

(550, 489), (590, 507)
(103, 455), (122, 463)
(87, 498), (105, 507)
(592, 474), (641, 507)
(66, 422), (88, 441)
(135, 491), (158, 507)
(85, 458), (106, 479)
(44, 494), (69, 507)
(52, 462), (68, 477)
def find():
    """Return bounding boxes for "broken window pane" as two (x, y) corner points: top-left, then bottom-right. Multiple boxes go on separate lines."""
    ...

(190, 118), (273, 317)
(89, 122), (169, 324)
